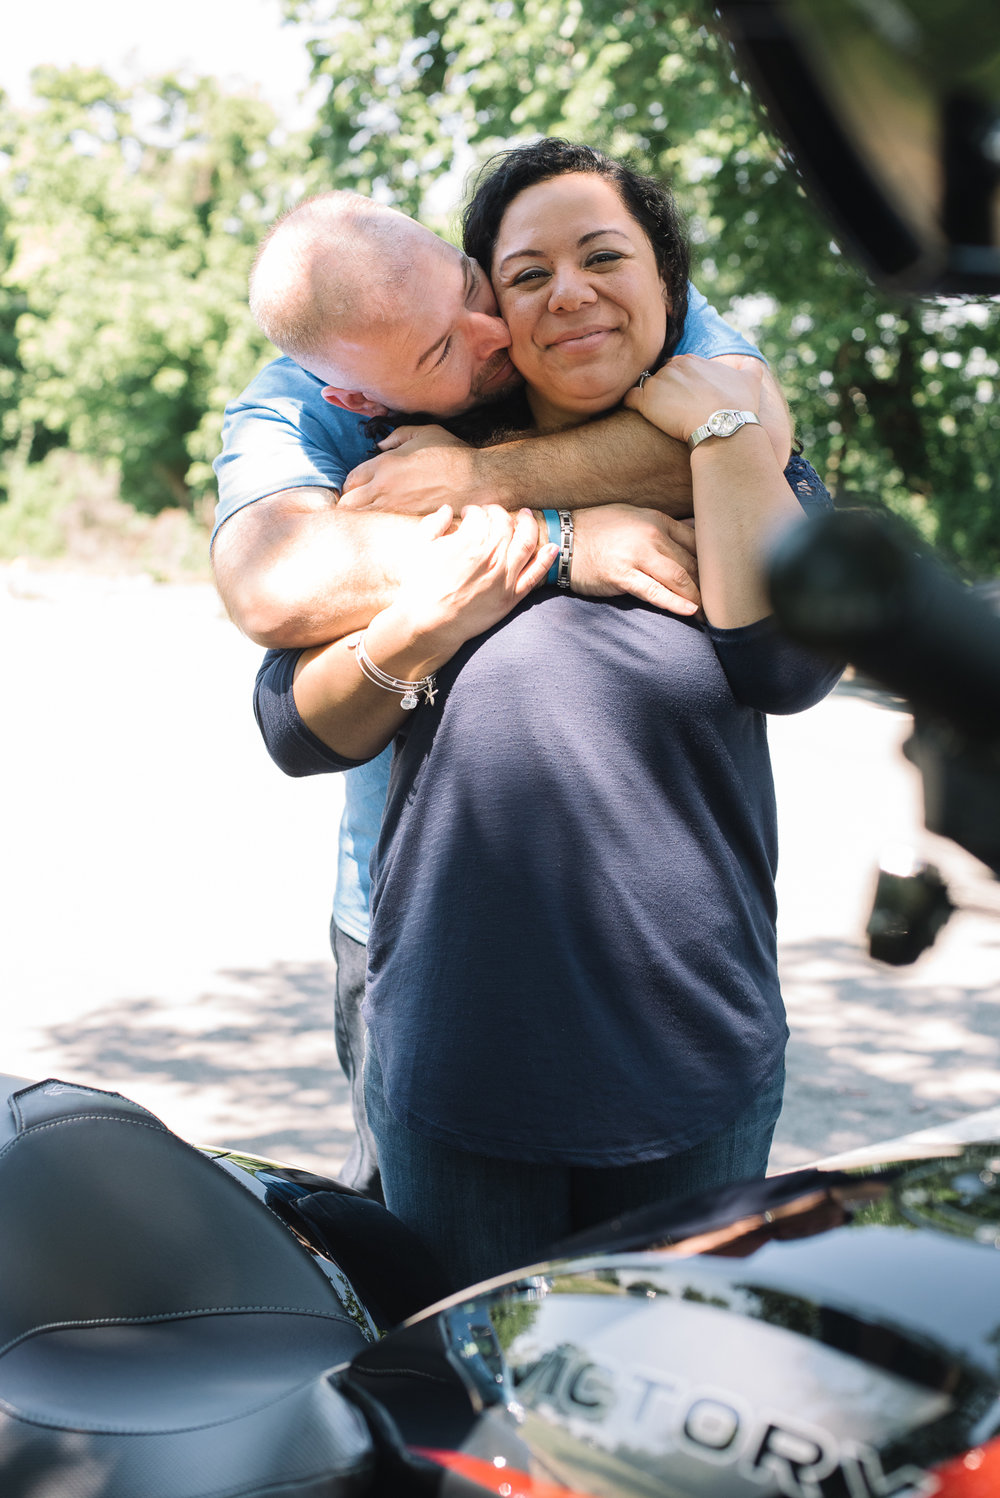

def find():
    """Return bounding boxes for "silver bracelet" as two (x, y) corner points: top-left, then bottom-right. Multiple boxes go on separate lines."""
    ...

(556, 510), (574, 591)
(352, 633), (438, 709)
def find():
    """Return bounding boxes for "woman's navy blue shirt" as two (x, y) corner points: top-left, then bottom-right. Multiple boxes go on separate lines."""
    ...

(255, 514), (841, 1165)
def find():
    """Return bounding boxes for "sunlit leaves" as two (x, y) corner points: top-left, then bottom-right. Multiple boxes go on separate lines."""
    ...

(2, 9), (998, 568)
(0, 69), (309, 514)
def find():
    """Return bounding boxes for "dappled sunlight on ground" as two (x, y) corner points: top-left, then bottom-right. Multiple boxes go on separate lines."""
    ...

(771, 929), (1000, 1169)
(30, 962), (355, 1174)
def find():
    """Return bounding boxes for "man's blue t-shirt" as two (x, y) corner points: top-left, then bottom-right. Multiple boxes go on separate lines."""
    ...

(214, 284), (765, 943)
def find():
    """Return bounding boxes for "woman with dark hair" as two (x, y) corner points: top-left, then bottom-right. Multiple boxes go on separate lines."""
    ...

(435, 138), (693, 446)
(254, 138), (840, 1290)
(463, 137), (691, 369)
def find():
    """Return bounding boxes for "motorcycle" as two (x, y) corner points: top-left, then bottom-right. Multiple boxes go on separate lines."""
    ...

(3, 1059), (1000, 1498)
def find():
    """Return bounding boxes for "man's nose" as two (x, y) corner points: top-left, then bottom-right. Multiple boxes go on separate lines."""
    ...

(471, 312), (511, 358)
(548, 268), (598, 312)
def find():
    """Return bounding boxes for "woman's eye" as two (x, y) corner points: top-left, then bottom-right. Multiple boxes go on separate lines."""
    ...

(588, 251), (623, 266)
(510, 267), (548, 285)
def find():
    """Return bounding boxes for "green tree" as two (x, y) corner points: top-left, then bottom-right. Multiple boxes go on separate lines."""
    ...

(0, 91), (29, 492)
(1, 66), (307, 517)
(287, 0), (1000, 573)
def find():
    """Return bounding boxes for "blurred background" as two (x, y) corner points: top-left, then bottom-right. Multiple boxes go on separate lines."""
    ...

(1, 0), (998, 578)
(2, 0), (998, 1177)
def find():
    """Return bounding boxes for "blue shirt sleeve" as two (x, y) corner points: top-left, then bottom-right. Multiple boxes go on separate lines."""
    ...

(211, 357), (374, 544)
(675, 284), (764, 362)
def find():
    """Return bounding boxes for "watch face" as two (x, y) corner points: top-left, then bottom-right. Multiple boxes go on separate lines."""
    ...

(708, 409), (743, 437)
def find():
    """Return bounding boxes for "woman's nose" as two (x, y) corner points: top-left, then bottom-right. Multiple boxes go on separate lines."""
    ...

(548, 267), (598, 312)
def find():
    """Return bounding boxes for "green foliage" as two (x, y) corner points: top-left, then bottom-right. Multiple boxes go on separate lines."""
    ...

(287, 0), (1000, 574)
(0, 453), (83, 560)
(1, 9), (998, 573)
(0, 451), (210, 577)
(1, 68), (309, 524)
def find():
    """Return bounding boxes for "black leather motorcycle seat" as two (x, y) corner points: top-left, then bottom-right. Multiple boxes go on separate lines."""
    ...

(0, 1078), (374, 1498)
(2, 1313), (365, 1432)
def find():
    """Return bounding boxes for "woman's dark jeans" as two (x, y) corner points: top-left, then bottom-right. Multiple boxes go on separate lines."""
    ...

(365, 1044), (784, 1292)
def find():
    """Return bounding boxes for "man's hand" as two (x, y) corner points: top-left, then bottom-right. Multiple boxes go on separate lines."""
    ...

(571, 505), (700, 615)
(374, 424), (469, 454)
(340, 434), (488, 514)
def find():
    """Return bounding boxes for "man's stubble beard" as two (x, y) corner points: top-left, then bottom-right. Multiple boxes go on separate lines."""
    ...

(470, 350), (522, 408)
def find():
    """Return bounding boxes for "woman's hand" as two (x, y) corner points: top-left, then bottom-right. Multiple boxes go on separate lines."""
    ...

(378, 503), (556, 666)
(292, 504), (555, 760)
(624, 354), (765, 445)
(629, 354), (803, 630)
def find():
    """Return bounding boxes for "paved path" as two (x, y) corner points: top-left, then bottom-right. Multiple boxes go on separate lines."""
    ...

(3, 565), (998, 1174)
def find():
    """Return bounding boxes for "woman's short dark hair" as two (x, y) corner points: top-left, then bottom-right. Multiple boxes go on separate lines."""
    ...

(462, 137), (690, 367)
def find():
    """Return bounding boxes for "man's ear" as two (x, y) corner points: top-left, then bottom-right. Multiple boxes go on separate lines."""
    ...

(321, 386), (391, 418)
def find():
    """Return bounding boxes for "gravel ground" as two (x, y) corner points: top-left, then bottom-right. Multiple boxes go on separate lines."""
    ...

(3, 562), (998, 1176)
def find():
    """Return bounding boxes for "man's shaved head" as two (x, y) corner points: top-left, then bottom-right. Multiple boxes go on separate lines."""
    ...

(248, 190), (517, 419)
(249, 192), (417, 376)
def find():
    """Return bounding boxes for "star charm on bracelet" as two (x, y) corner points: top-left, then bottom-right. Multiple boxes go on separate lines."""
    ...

(352, 634), (438, 709)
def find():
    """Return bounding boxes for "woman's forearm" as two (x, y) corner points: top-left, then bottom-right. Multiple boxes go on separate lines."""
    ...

(292, 607), (449, 762)
(338, 409), (697, 516)
(291, 504), (555, 758)
(689, 427), (803, 629)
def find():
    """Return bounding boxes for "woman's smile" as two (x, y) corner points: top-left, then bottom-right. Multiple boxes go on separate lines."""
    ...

(545, 324), (618, 350)
(492, 172), (670, 429)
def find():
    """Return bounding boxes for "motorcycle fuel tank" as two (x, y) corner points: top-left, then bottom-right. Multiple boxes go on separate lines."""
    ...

(341, 1146), (1000, 1497)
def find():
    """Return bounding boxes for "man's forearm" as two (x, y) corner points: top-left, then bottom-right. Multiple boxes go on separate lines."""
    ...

(338, 408), (696, 516)
(212, 488), (424, 649)
(474, 409), (696, 514)
(339, 367), (791, 519)
(214, 484), (704, 652)
(496, 364), (790, 507)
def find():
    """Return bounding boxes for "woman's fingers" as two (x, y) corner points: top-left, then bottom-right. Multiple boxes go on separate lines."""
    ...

(427, 504), (553, 607)
(625, 354), (767, 442)
(515, 540), (559, 597)
(506, 509), (552, 595)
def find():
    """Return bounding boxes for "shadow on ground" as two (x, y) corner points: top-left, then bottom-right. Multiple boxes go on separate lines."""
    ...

(28, 932), (1000, 1179)
(42, 961), (352, 1174)
(772, 934), (1000, 1169)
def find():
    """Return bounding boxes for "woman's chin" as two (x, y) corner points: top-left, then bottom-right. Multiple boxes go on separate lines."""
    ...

(530, 380), (638, 429)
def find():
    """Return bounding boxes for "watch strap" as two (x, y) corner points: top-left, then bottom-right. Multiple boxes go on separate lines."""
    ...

(688, 408), (762, 451)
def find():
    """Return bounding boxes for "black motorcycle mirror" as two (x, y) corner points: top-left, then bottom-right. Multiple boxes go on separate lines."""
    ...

(711, 0), (1000, 296)
(712, 1), (1000, 961)
(768, 507), (1000, 959)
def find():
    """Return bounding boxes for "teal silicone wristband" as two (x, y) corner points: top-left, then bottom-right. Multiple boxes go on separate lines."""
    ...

(543, 509), (561, 585)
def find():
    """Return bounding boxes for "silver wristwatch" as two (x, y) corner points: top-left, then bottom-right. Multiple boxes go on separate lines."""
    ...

(687, 408), (762, 451)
